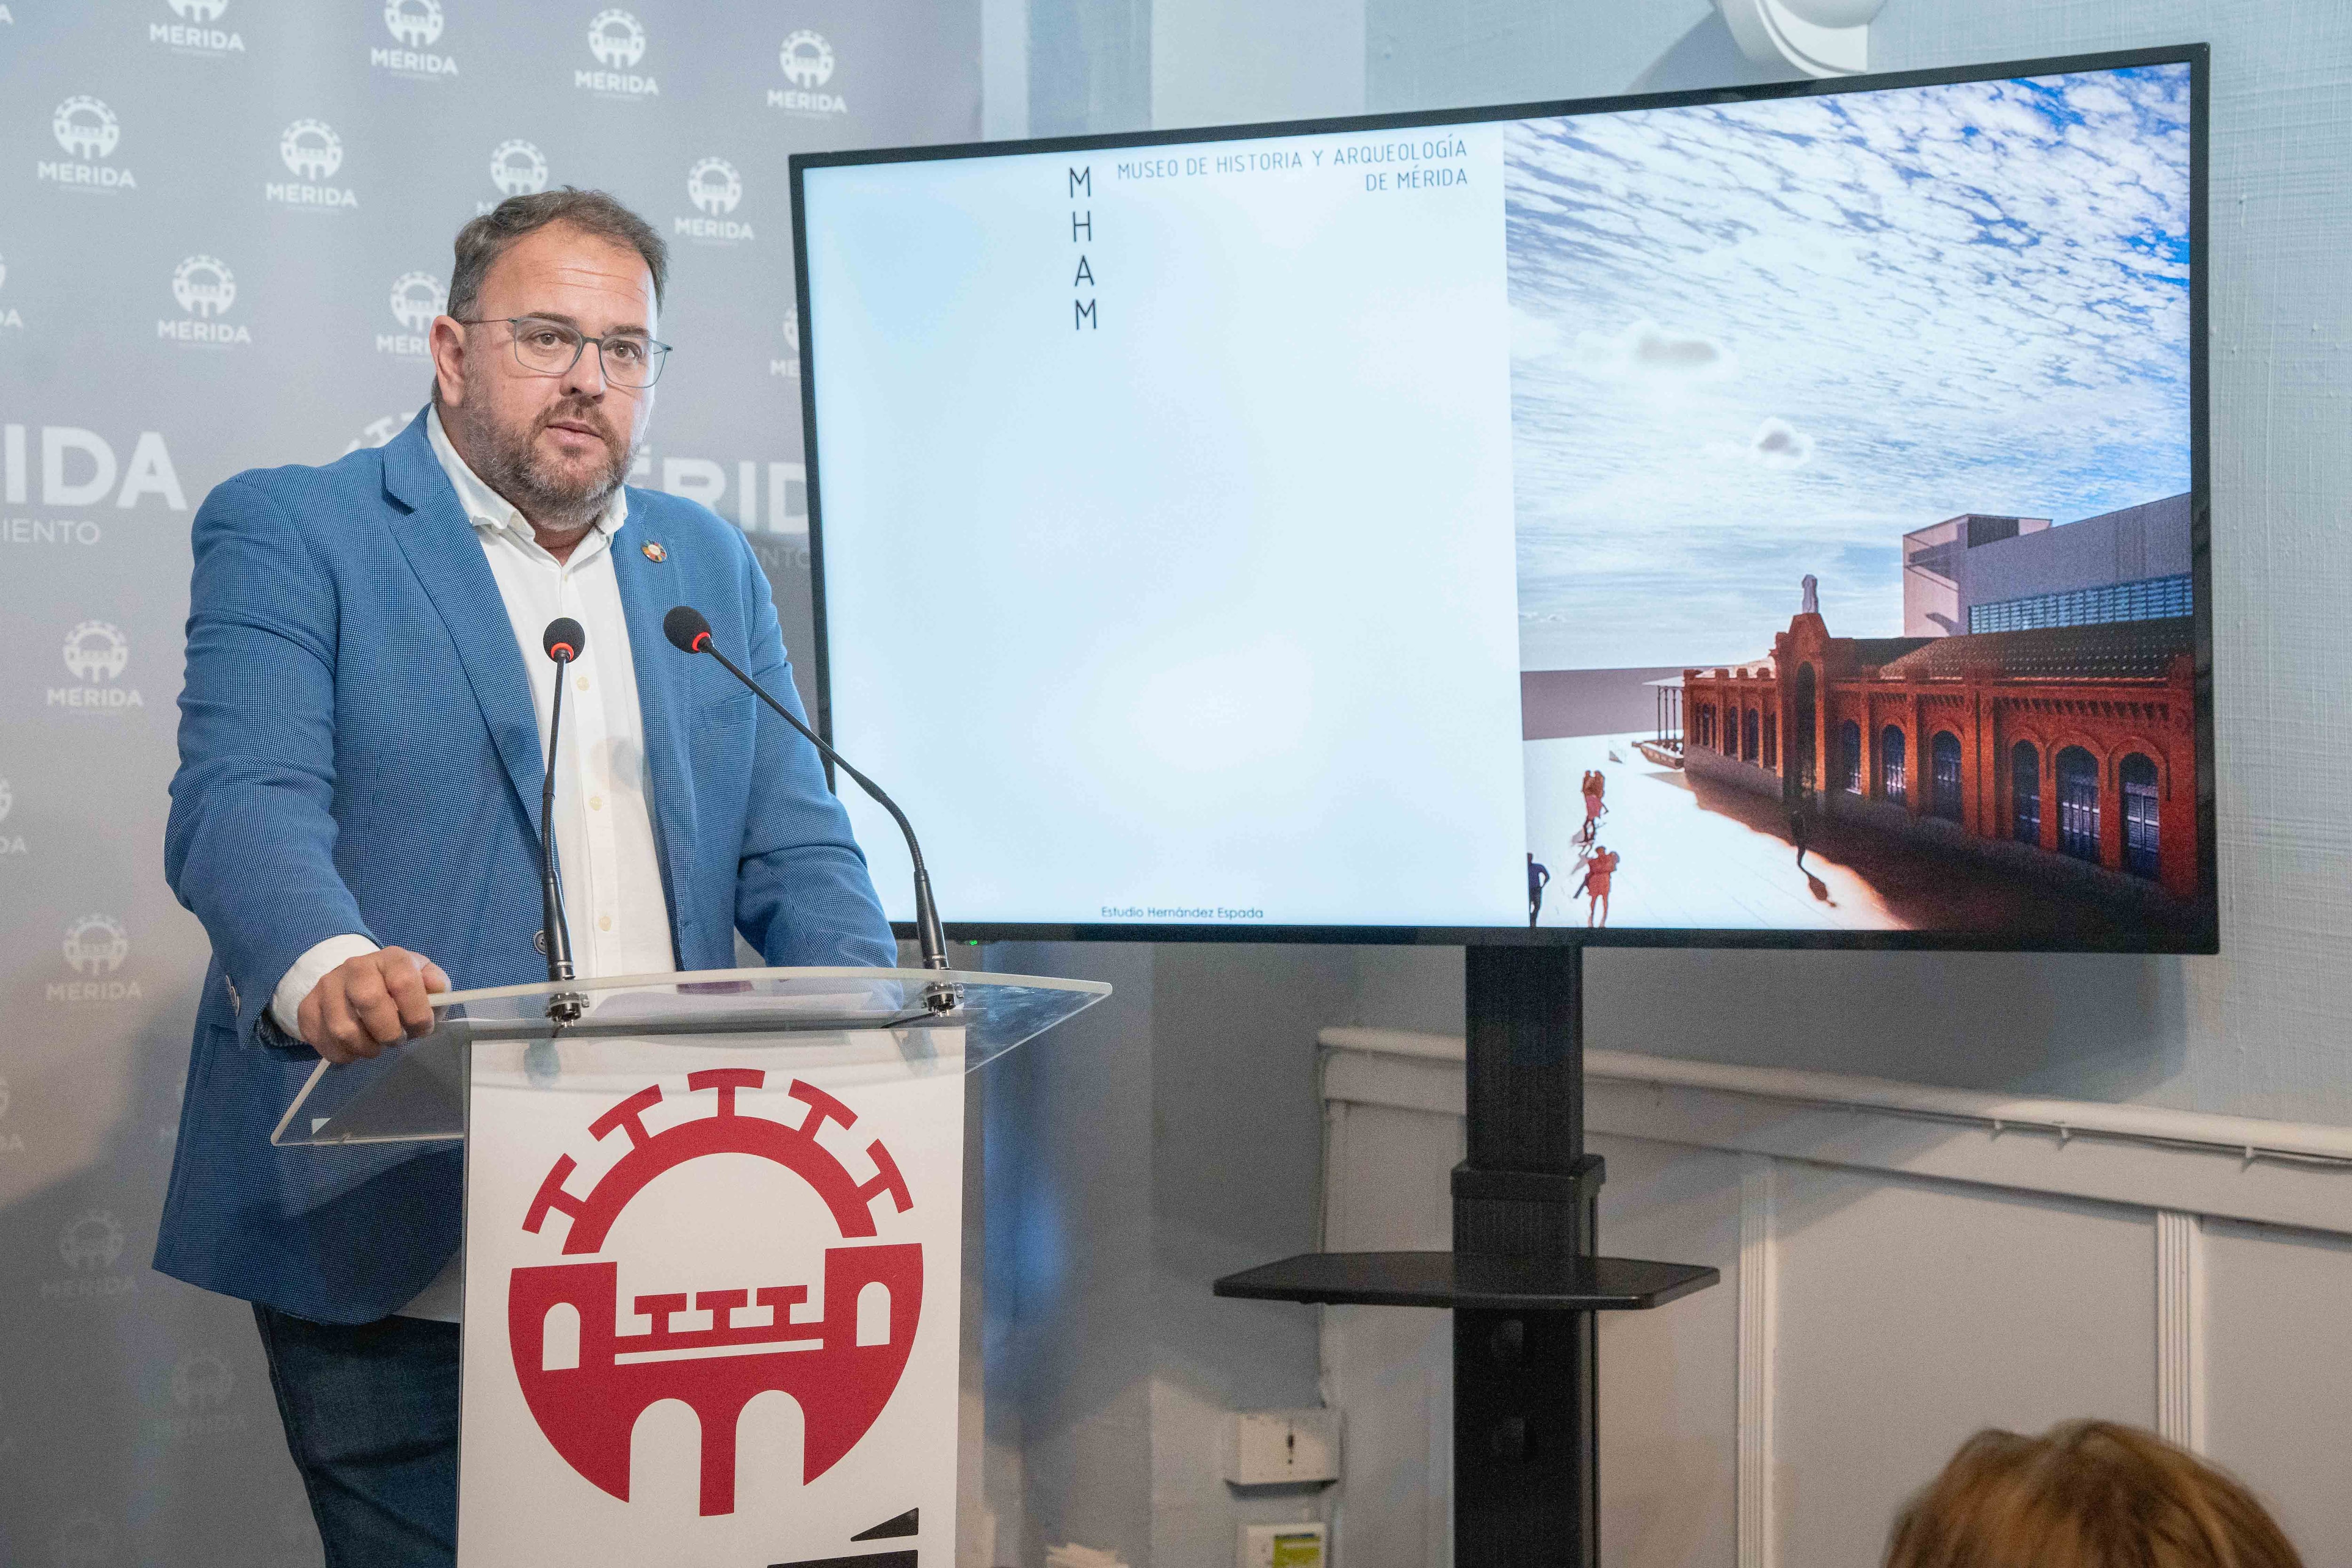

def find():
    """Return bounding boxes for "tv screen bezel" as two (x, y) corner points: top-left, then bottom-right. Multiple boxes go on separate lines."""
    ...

(789, 42), (2215, 955)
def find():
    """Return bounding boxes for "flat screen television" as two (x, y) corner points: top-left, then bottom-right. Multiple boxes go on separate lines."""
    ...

(791, 45), (2212, 952)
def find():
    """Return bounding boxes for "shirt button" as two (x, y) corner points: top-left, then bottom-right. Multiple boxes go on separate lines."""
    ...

(598, 914), (614, 932)
(589, 795), (603, 811)
(576, 673), (590, 691)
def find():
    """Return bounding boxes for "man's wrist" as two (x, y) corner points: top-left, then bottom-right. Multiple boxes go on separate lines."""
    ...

(269, 933), (381, 1035)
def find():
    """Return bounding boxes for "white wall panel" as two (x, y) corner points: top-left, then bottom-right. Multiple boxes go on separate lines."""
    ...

(1321, 1099), (1461, 1568)
(2202, 1220), (2352, 1567)
(1589, 1133), (1742, 1568)
(1769, 1170), (2156, 1568)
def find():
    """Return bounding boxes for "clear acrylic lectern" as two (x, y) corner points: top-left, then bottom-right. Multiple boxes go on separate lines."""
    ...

(270, 965), (1110, 1566)
(271, 964), (1110, 1146)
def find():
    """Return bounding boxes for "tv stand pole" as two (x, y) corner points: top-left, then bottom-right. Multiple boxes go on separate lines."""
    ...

(1215, 945), (1719, 1567)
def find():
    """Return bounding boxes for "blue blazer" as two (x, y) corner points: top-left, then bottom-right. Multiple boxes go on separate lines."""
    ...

(154, 410), (896, 1323)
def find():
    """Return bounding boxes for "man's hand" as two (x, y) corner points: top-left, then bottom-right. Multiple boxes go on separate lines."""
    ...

(297, 947), (452, 1064)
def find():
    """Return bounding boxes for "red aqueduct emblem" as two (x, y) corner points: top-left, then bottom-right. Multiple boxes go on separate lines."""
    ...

(509, 1068), (923, 1517)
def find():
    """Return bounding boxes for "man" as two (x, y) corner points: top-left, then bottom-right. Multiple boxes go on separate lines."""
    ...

(154, 190), (895, 1565)
(1527, 851), (1550, 927)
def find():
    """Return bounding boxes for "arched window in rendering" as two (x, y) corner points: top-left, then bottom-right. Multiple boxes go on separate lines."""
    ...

(2012, 741), (2041, 845)
(2121, 752), (2160, 879)
(1931, 731), (1963, 822)
(1840, 721), (1862, 793)
(1742, 708), (1759, 764)
(1880, 726), (1907, 804)
(2056, 746), (2100, 862)
(1762, 713), (1778, 771)
(1793, 665), (1817, 790)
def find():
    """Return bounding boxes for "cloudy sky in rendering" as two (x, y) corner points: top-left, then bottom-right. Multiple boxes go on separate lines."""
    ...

(1507, 63), (2192, 670)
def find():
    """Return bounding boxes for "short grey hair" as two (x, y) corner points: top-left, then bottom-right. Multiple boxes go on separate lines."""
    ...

(446, 187), (668, 322)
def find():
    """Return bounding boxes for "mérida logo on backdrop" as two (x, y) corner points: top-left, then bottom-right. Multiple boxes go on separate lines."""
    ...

(160, 255), (251, 346)
(3, 424), (188, 548)
(488, 138), (550, 202)
(374, 0), (459, 79)
(54, 913), (141, 1003)
(150, 1349), (249, 1444)
(678, 158), (752, 244)
(50, 621), (144, 714)
(268, 118), (358, 209)
(768, 30), (847, 119)
(39, 97), (135, 192)
(47, 1209), (137, 1300)
(151, 0), (245, 57)
(578, 8), (657, 97)
(380, 271), (445, 358)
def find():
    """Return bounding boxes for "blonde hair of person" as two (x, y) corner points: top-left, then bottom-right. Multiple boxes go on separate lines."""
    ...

(1883, 1420), (2302, 1568)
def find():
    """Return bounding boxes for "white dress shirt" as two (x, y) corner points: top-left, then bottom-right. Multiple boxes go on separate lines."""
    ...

(269, 405), (677, 1319)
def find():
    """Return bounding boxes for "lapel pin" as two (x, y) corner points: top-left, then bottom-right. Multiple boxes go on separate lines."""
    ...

(642, 541), (667, 563)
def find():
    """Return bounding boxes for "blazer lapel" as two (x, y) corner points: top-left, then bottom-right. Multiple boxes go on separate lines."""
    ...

(610, 500), (695, 924)
(379, 411), (547, 835)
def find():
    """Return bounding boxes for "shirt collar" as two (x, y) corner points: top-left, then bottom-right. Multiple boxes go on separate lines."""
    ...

(424, 403), (628, 552)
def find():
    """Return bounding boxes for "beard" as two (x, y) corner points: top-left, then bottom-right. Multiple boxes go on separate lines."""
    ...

(465, 397), (636, 533)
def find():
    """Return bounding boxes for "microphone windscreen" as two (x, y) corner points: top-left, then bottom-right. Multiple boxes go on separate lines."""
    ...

(663, 605), (713, 653)
(542, 617), (587, 662)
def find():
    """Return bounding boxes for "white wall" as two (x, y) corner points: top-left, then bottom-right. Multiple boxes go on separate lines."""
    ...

(1152, 0), (1365, 128)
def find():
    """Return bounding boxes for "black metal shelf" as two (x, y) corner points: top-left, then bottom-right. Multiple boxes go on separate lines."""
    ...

(1213, 1250), (1720, 1313)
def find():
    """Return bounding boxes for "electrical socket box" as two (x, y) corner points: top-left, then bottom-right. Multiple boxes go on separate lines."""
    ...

(1225, 1409), (1340, 1487)
(1238, 1521), (1326, 1568)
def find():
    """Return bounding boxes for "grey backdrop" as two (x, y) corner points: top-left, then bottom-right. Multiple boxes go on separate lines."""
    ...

(0, 5), (978, 1562)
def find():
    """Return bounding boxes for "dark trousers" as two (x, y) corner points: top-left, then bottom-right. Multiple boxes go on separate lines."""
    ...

(254, 1304), (460, 1568)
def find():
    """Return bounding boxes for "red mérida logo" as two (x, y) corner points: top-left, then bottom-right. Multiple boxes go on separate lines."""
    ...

(508, 1068), (922, 1516)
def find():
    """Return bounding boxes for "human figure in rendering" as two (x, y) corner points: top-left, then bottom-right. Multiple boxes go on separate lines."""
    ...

(1578, 843), (1619, 928)
(1527, 852), (1550, 927)
(1581, 769), (1607, 844)
(1790, 806), (1811, 873)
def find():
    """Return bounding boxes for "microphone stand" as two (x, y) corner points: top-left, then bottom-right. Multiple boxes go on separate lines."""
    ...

(683, 630), (961, 1016)
(541, 647), (588, 1026)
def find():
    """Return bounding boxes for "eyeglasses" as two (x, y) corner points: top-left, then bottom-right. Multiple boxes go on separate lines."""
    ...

(458, 315), (672, 389)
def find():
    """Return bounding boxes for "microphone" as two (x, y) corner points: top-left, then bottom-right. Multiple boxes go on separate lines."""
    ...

(539, 617), (588, 1024)
(662, 605), (958, 1014)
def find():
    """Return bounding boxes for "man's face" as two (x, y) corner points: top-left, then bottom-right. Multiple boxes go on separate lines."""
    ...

(429, 222), (658, 529)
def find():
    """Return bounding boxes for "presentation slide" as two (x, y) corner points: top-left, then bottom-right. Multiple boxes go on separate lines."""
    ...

(802, 60), (2211, 940)
(806, 128), (1525, 929)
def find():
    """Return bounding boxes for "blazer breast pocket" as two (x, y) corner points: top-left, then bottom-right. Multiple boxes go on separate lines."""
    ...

(700, 685), (756, 728)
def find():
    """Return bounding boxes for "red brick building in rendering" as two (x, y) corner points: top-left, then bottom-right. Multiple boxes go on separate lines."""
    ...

(1681, 612), (2201, 903)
